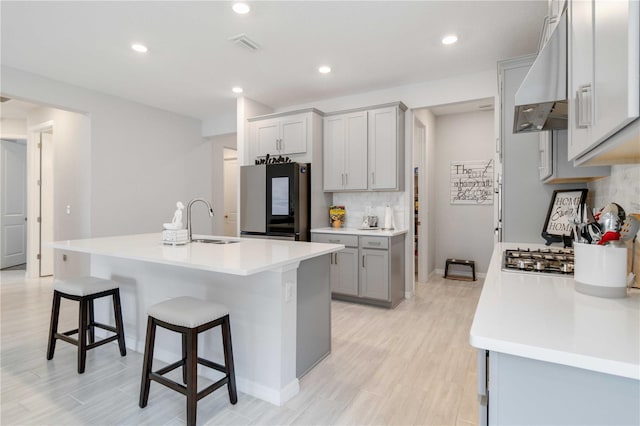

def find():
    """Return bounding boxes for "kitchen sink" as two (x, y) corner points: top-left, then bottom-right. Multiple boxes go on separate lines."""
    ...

(192, 239), (240, 244)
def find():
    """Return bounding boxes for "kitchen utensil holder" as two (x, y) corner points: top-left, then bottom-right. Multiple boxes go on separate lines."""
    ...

(574, 242), (627, 298)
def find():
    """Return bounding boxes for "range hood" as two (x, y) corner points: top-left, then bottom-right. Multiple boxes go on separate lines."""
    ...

(513, 9), (567, 134)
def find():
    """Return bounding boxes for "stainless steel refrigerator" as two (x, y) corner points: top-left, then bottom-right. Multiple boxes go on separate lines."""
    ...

(240, 163), (310, 241)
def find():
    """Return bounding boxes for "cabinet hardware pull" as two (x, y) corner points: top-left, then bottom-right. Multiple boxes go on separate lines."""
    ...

(345, 173), (348, 186)
(334, 253), (338, 265)
(577, 84), (592, 128)
(329, 239), (339, 244)
(372, 172), (375, 185)
(362, 255), (365, 268)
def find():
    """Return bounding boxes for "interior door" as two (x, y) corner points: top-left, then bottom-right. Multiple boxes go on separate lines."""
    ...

(39, 132), (54, 276)
(223, 151), (238, 237)
(0, 139), (27, 269)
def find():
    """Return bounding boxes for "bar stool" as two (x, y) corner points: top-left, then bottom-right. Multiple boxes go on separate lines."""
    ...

(139, 296), (237, 426)
(47, 276), (127, 373)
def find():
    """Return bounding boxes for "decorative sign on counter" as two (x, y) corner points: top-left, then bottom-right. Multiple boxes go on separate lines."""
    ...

(542, 189), (588, 246)
(450, 160), (493, 205)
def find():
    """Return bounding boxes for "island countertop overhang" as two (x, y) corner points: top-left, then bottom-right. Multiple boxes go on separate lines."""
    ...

(46, 233), (344, 276)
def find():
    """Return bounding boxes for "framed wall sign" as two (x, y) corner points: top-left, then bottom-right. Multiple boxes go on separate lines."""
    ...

(450, 159), (494, 205)
(541, 189), (588, 245)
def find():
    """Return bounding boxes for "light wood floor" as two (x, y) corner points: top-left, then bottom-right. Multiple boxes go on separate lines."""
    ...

(1, 269), (482, 426)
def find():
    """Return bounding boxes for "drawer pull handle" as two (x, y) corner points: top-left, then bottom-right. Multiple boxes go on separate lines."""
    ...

(329, 239), (339, 244)
(368, 242), (381, 246)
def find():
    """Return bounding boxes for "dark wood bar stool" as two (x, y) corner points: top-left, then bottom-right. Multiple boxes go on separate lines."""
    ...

(46, 276), (127, 373)
(139, 296), (237, 426)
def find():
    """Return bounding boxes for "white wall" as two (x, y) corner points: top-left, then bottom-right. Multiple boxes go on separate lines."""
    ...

(202, 112), (237, 138)
(207, 132), (237, 234)
(2, 65), (213, 240)
(434, 110), (495, 274)
(414, 108), (437, 280)
(27, 107), (92, 241)
(0, 118), (27, 136)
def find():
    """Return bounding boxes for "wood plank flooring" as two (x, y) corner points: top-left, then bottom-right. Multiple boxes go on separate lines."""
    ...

(1, 269), (482, 425)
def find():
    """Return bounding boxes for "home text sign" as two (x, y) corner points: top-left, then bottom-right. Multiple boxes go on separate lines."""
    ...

(450, 160), (494, 205)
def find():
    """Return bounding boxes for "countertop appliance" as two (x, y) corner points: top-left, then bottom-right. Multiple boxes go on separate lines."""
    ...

(502, 247), (574, 276)
(240, 163), (310, 241)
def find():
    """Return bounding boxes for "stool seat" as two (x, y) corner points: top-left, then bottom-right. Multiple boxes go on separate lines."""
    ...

(148, 296), (228, 328)
(54, 277), (119, 296)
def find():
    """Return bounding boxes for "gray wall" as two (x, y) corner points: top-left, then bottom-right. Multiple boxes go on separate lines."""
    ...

(3, 65), (214, 240)
(434, 110), (495, 274)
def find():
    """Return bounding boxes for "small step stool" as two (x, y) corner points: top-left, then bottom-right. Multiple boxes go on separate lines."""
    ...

(444, 258), (476, 281)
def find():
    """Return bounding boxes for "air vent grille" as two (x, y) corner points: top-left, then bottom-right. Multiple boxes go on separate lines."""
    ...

(228, 34), (259, 51)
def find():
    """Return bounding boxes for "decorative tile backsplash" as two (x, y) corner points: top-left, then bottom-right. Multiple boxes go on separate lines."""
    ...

(332, 192), (406, 229)
(588, 165), (640, 213)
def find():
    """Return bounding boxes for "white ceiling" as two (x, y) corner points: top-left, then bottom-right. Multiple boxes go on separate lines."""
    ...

(0, 1), (546, 121)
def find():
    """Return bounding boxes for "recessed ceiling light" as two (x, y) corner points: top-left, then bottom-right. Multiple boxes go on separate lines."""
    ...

(441, 35), (458, 45)
(131, 43), (148, 53)
(232, 2), (250, 14)
(318, 66), (331, 74)
(232, 87), (244, 94)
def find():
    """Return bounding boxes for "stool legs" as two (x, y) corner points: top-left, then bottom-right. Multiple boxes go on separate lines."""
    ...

(139, 314), (237, 426)
(186, 329), (198, 426)
(46, 291), (61, 360)
(221, 316), (238, 404)
(113, 290), (127, 356)
(139, 317), (156, 408)
(46, 288), (126, 374)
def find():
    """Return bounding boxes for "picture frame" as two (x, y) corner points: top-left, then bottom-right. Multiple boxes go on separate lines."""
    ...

(541, 189), (588, 246)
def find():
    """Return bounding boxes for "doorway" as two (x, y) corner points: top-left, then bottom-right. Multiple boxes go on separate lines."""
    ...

(28, 122), (55, 277)
(223, 148), (238, 237)
(0, 139), (27, 270)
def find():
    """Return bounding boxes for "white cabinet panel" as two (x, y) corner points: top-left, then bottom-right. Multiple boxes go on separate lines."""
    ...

(568, 0), (640, 162)
(344, 112), (368, 190)
(256, 119), (280, 157)
(280, 115), (307, 155)
(360, 248), (389, 300)
(323, 115), (346, 191)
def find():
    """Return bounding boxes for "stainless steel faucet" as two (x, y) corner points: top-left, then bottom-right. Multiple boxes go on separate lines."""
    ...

(186, 198), (214, 242)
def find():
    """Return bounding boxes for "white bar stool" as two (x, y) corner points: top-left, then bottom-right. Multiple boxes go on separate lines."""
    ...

(46, 276), (127, 373)
(139, 296), (237, 426)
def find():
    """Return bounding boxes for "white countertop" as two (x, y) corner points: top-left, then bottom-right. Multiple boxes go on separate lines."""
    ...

(311, 227), (408, 237)
(47, 233), (343, 276)
(470, 242), (640, 380)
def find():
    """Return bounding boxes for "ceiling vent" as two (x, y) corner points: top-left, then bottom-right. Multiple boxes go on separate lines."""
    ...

(228, 34), (259, 51)
(0, 96), (11, 103)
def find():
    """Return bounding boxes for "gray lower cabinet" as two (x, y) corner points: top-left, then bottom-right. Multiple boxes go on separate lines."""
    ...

(360, 248), (388, 300)
(477, 349), (640, 425)
(312, 232), (405, 308)
(332, 248), (358, 296)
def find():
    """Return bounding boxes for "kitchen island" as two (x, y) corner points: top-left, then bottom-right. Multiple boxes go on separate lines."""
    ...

(48, 233), (343, 406)
(471, 242), (640, 425)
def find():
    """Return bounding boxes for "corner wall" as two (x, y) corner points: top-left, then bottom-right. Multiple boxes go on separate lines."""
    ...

(434, 110), (495, 274)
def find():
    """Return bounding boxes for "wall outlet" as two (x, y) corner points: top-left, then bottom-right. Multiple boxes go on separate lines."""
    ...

(285, 282), (294, 302)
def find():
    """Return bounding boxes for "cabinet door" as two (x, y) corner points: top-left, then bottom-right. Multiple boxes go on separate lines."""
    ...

(368, 107), (397, 190)
(331, 248), (358, 296)
(360, 248), (389, 300)
(256, 119), (280, 157)
(591, 0), (639, 144)
(280, 115), (307, 155)
(323, 115), (346, 191)
(567, 0), (594, 160)
(344, 111), (368, 190)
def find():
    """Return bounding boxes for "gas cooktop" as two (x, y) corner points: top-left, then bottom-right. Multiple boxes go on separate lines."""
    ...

(502, 247), (575, 276)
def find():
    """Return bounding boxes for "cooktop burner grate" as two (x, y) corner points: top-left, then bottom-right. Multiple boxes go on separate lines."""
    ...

(502, 247), (575, 275)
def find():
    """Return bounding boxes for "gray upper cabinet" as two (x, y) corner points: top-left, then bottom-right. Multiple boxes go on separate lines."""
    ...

(568, 0), (640, 164)
(249, 110), (322, 158)
(539, 130), (610, 183)
(323, 111), (368, 191)
(323, 102), (406, 192)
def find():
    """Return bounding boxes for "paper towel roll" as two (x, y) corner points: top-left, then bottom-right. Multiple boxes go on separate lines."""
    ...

(383, 205), (395, 230)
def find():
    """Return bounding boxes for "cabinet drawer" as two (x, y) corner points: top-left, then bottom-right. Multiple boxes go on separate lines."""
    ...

(311, 233), (358, 247)
(359, 236), (389, 249)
